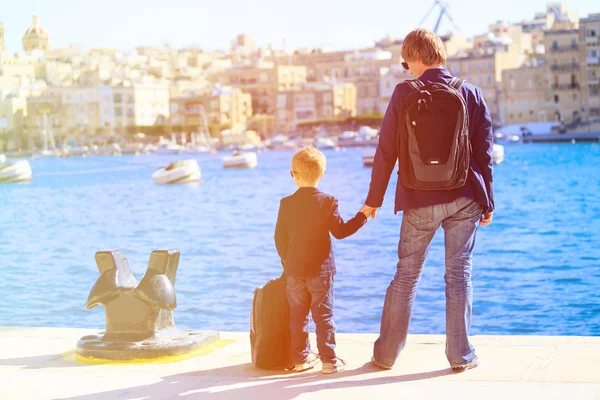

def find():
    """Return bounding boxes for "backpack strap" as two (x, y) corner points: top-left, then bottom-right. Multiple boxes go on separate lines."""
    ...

(406, 79), (425, 92)
(449, 77), (465, 91)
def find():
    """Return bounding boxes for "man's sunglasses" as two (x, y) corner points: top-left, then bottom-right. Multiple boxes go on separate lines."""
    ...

(401, 61), (409, 70)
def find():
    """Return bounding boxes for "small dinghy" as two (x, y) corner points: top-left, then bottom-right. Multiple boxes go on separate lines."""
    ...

(362, 148), (376, 167)
(152, 159), (202, 184)
(0, 160), (33, 183)
(223, 151), (258, 169)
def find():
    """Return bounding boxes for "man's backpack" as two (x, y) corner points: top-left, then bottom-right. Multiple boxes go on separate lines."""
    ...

(397, 77), (470, 191)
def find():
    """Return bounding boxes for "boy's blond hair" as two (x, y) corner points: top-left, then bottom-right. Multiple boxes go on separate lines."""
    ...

(401, 29), (447, 66)
(291, 146), (326, 184)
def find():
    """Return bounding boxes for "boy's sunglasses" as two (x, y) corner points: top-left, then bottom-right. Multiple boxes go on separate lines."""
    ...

(401, 61), (409, 70)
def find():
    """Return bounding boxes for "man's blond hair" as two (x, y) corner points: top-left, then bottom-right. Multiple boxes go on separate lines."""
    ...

(291, 146), (326, 183)
(401, 29), (447, 66)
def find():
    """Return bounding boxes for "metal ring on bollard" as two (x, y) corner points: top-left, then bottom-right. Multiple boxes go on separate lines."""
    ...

(76, 249), (219, 361)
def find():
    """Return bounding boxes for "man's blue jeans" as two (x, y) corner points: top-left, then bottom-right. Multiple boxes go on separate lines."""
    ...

(374, 197), (482, 368)
(286, 274), (337, 364)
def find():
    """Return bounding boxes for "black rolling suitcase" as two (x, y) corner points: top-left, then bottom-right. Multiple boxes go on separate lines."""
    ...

(250, 274), (291, 369)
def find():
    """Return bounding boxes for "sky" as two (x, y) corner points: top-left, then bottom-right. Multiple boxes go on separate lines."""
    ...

(1, 0), (598, 53)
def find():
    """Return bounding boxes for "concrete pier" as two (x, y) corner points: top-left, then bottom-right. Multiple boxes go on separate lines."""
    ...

(1, 327), (599, 399)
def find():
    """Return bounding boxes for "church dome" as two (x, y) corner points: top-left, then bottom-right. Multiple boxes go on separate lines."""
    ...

(24, 15), (48, 38)
(22, 15), (50, 52)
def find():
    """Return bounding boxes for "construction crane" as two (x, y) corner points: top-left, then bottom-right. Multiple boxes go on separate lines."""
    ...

(419, 0), (461, 34)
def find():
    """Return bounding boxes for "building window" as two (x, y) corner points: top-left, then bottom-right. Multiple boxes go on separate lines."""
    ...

(487, 61), (493, 70)
(477, 62), (482, 71)
(552, 40), (558, 49)
(113, 94), (122, 103)
(589, 49), (599, 58)
(115, 107), (122, 116)
(554, 94), (559, 103)
(277, 94), (286, 108)
(590, 29), (597, 37)
(487, 76), (493, 84)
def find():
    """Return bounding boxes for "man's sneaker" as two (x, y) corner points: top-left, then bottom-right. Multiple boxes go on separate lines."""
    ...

(292, 352), (320, 372)
(371, 356), (392, 370)
(451, 355), (480, 372)
(322, 358), (346, 374)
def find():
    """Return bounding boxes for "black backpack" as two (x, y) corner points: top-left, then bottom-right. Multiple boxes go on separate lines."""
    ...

(397, 77), (470, 191)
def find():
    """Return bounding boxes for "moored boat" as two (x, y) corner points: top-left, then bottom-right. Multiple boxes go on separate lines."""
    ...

(0, 160), (33, 183)
(223, 151), (258, 169)
(152, 159), (202, 184)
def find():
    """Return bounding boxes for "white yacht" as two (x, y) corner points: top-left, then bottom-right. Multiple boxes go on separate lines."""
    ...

(184, 145), (210, 154)
(223, 151), (258, 169)
(152, 159), (202, 184)
(316, 138), (337, 150)
(156, 143), (183, 155)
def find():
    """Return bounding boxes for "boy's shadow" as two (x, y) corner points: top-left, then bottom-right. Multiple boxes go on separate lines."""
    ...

(56, 361), (453, 400)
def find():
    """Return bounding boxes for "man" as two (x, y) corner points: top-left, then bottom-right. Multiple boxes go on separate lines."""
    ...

(361, 29), (494, 372)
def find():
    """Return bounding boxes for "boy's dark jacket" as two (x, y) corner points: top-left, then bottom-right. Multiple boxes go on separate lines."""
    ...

(275, 187), (367, 277)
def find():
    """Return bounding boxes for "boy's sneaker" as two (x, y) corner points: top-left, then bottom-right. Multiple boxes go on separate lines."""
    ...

(292, 352), (320, 372)
(451, 355), (480, 372)
(322, 358), (346, 374)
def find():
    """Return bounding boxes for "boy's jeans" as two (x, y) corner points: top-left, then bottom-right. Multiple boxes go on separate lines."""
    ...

(286, 274), (337, 364)
(374, 197), (482, 368)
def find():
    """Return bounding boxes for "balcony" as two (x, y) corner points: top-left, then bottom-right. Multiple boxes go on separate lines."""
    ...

(549, 45), (579, 52)
(551, 63), (580, 72)
(586, 36), (599, 45)
(552, 83), (580, 90)
(587, 57), (600, 65)
(589, 77), (600, 85)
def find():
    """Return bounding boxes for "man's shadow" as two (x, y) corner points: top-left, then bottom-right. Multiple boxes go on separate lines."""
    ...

(55, 361), (454, 400)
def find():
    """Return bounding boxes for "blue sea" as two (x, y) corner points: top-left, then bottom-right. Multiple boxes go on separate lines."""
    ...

(1, 144), (599, 336)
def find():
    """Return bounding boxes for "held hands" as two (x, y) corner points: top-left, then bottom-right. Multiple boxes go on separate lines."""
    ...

(360, 204), (379, 219)
(480, 211), (493, 226)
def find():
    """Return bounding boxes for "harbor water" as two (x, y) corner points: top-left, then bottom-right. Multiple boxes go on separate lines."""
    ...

(1, 144), (599, 335)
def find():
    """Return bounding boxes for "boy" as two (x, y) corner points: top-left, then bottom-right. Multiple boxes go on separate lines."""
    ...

(274, 146), (368, 374)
